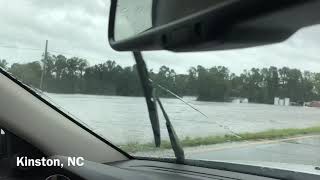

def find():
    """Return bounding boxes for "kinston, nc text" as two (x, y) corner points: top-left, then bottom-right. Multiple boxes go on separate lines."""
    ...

(16, 157), (84, 168)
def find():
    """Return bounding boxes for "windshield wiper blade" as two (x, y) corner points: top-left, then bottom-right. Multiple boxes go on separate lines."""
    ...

(152, 80), (242, 139)
(156, 97), (185, 164)
(150, 79), (208, 118)
(133, 52), (161, 147)
(133, 52), (184, 162)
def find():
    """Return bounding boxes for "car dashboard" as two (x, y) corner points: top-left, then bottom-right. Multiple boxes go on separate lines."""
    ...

(45, 156), (283, 180)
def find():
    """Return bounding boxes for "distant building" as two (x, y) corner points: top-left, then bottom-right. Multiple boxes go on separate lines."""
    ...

(232, 98), (249, 104)
(233, 99), (241, 104)
(274, 97), (280, 105)
(279, 99), (285, 106)
(241, 98), (249, 103)
(274, 97), (290, 106)
(284, 98), (290, 106)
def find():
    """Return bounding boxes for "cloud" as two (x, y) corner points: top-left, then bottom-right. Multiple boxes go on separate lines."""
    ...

(0, 0), (320, 75)
(0, 0), (134, 66)
(29, 0), (107, 17)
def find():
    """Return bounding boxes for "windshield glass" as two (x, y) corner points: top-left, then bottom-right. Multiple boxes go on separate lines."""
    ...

(1, 0), (320, 167)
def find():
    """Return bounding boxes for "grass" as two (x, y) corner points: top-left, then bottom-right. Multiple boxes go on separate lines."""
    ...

(120, 126), (320, 153)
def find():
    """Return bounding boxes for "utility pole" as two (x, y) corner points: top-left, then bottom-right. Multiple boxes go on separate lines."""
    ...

(40, 40), (48, 91)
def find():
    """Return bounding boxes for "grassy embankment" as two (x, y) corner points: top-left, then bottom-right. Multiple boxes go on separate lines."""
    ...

(120, 126), (320, 153)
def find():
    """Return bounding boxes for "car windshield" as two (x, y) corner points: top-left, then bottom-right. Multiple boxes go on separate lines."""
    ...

(1, 0), (320, 167)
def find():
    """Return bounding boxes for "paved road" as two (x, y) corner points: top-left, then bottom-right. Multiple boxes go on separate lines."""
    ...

(187, 135), (320, 166)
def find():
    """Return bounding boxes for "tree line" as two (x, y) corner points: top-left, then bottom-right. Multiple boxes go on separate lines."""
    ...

(1, 55), (320, 104)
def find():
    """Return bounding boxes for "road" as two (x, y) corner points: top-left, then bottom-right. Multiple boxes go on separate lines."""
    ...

(187, 135), (320, 166)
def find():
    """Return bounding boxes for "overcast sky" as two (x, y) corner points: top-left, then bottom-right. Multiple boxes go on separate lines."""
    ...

(1, 0), (320, 75)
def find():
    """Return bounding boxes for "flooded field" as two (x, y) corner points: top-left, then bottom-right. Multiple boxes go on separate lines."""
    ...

(45, 93), (320, 145)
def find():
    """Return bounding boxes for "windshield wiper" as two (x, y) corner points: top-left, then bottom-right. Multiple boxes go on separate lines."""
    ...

(133, 52), (161, 147)
(133, 52), (185, 163)
(156, 96), (185, 163)
(150, 79), (208, 118)
(133, 51), (241, 163)
(152, 80), (242, 139)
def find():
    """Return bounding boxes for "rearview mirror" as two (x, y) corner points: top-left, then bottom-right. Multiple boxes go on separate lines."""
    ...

(111, 0), (226, 41)
(108, 0), (320, 52)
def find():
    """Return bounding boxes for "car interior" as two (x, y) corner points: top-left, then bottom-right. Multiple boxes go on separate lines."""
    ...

(1, 0), (320, 180)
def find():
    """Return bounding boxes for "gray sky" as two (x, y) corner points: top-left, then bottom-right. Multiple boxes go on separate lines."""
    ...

(1, 0), (320, 75)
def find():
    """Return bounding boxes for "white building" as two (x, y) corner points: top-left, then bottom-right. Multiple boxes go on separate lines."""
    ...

(274, 97), (280, 105)
(284, 98), (290, 106)
(232, 98), (249, 104)
(241, 98), (249, 103)
(274, 97), (290, 106)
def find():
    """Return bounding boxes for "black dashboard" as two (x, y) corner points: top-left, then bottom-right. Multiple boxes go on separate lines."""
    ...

(1, 131), (319, 180)
(112, 160), (278, 180)
(48, 155), (320, 180)
(53, 156), (281, 180)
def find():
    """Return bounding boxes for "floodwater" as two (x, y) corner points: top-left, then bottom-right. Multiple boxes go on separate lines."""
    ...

(45, 93), (320, 145)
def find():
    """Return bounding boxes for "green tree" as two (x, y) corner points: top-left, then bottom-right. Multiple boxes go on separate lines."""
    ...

(0, 59), (8, 70)
(3, 54), (320, 102)
(314, 73), (320, 97)
(260, 66), (279, 103)
(54, 55), (67, 79)
(9, 61), (42, 88)
(197, 66), (230, 101)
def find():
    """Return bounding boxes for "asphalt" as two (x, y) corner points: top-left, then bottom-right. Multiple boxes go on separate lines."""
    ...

(187, 135), (320, 166)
